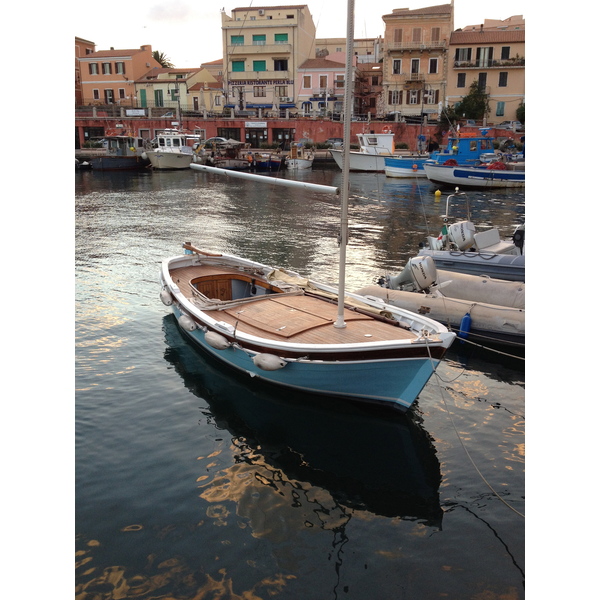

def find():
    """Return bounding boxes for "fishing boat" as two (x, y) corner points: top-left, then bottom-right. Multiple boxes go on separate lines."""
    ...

(417, 190), (525, 281)
(165, 6), (456, 412)
(423, 161), (525, 189)
(252, 152), (283, 171)
(384, 130), (499, 178)
(329, 130), (397, 172)
(143, 129), (195, 170)
(355, 255), (525, 350)
(90, 128), (149, 171)
(285, 143), (314, 170)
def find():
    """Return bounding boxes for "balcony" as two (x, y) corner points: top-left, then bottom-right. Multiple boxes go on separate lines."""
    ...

(454, 58), (525, 69)
(227, 71), (292, 83)
(386, 40), (447, 52)
(227, 43), (292, 54)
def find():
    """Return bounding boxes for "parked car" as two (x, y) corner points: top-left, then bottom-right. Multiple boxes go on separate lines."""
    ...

(497, 120), (524, 132)
(202, 137), (228, 147)
(325, 137), (343, 148)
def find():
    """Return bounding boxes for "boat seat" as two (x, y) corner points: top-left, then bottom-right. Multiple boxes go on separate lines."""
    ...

(473, 229), (516, 254)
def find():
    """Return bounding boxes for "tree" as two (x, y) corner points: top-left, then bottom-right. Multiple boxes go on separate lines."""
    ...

(153, 51), (174, 68)
(454, 80), (490, 120)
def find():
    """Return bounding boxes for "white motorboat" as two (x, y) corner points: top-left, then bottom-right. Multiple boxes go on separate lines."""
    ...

(144, 129), (194, 170)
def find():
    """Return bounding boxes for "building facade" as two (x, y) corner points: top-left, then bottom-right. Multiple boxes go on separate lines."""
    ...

(78, 45), (162, 106)
(381, 4), (454, 121)
(447, 16), (525, 123)
(220, 4), (316, 113)
(75, 37), (96, 104)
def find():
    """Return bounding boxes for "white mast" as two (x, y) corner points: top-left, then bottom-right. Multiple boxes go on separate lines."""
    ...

(334, 0), (355, 329)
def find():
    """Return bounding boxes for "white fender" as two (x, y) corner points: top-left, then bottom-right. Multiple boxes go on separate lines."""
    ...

(252, 353), (287, 371)
(178, 314), (197, 331)
(160, 289), (173, 306)
(205, 331), (231, 350)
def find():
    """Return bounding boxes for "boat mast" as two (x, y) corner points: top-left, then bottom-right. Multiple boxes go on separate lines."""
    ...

(334, 0), (355, 329)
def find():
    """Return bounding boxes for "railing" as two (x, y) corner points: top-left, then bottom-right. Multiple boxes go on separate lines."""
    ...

(386, 40), (447, 51)
(454, 58), (525, 69)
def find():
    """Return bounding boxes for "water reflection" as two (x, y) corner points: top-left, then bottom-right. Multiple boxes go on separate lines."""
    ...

(162, 314), (443, 527)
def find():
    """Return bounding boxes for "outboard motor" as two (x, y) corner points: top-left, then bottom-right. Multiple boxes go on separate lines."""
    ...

(447, 221), (476, 251)
(386, 256), (438, 292)
(513, 225), (525, 255)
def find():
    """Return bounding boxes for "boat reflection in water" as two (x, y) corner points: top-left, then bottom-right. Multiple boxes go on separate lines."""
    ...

(162, 314), (443, 527)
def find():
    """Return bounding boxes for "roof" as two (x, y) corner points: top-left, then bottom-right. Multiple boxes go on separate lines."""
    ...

(78, 46), (153, 59)
(450, 30), (525, 44)
(298, 57), (345, 70)
(383, 4), (452, 18)
(232, 5), (308, 11)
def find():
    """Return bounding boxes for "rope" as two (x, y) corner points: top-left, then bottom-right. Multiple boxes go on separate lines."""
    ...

(424, 340), (525, 519)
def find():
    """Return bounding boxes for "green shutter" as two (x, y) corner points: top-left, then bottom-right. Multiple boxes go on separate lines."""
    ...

(253, 60), (266, 72)
(274, 33), (288, 42)
(232, 61), (245, 72)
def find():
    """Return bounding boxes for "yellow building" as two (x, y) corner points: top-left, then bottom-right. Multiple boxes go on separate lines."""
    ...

(381, 4), (454, 121)
(221, 4), (316, 112)
(447, 17), (525, 123)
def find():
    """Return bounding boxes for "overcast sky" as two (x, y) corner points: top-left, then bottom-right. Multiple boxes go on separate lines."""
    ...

(76, 0), (529, 68)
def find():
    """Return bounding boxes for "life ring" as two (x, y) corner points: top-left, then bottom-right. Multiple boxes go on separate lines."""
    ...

(412, 164), (418, 171)
(383, 127), (391, 133)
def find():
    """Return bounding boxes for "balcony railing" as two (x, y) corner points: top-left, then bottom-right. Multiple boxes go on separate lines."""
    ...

(454, 58), (525, 69)
(386, 40), (447, 51)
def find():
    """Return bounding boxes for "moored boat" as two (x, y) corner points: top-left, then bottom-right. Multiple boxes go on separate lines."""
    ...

(285, 143), (314, 169)
(417, 189), (525, 281)
(160, 245), (455, 412)
(90, 128), (149, 171)
(329, 131), (397, 172)
(143, 129), (195, 170)
(423, 161), (525, 188)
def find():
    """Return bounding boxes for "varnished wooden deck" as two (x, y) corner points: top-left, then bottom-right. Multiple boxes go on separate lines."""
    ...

(170, 264), (417, 345)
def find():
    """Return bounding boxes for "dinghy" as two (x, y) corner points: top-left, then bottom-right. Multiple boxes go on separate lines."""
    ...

(355, 255), (524, 349)
(161, 1), (456, 412)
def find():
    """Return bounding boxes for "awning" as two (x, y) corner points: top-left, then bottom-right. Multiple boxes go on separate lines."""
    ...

(279, 104), (296, 108)
(245, 104), (273, 108)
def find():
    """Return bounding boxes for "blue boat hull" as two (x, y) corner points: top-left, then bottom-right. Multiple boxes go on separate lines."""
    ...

(384, 157), (428, 178)
(423, 164), (525, 188)
(171, 303), (441, 412)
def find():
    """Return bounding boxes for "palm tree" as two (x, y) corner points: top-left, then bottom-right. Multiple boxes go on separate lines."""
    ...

(153, 51), (174, 68)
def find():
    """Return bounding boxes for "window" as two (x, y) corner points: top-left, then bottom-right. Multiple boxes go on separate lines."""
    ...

(231, 35), (244, 45)
(115, 62), (125, 74)
(274, 33), (288, 43)
(253, 86), (266, 97)
(274, 86), (287, 97)
(388, 90), (402, 105)
(232, 60), (245, 72)
(214, 95), (221, 106)
(429, 58), (438, 74)
(118, 88), (126, 99)
(93, 89), (100, 100)
(455, 48), (472, 62)
(169, 88), (179, 101)
(252, 60), (266, 72)
(457, 73), (466, 88)
(478, 73), (487, 90)
(273, 59), (288, 71)
(154, 89), (164, 107)
(319, 75), (327, 89)
(89, 63), (98, 75)
(393, 59), (402, 75)
(102, 62), (111, 75)
(394, 29), (403, 43)
(252, 34), (266, 45)
(408, 89), (420, 105)
(411, 58), (420, 74)
(335, 75), (344, 88)
(424, 89), (438, 104)
(104, 89), (114, 103)
(412, 28), (422, 43)
(496, 101), (505, 117)
(431, 27), (440, 42)
(303, 75), (311, 88)
(498, 72), (508, 87)
(501, 46), (510, 60)
(476, 47), (493, 68)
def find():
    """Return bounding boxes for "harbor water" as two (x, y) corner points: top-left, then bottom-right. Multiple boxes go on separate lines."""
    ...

(75, 165), (525, 599)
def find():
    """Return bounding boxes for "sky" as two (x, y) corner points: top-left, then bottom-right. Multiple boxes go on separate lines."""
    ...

(76, 0), (530, 68)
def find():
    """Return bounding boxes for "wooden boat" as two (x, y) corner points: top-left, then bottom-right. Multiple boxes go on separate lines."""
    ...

(167, 10), (456, 412)
(285, 143), (313, 169)
(417, 190), (525, 281)
(355, 255), (525, 350)
(90, 128), (149, 171)
(143, 129), (195, 170)
(423, 161), (525, 188)
(160, 245), (455, 412)
(384, 130), (499, 179)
